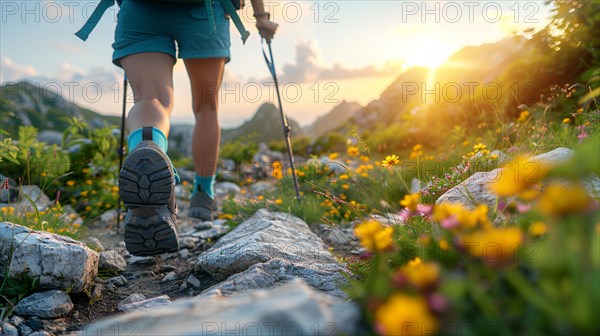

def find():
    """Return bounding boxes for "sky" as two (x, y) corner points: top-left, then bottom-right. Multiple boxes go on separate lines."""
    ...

(0, 0), (552, 128)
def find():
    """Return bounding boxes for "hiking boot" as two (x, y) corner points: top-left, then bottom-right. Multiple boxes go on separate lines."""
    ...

(119, 128), (179, 256)
(188, 190), (215, 221)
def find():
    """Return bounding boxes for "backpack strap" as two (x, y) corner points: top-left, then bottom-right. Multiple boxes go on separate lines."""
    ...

(217, 0), (250, 44)
(75, 0), (116, 41)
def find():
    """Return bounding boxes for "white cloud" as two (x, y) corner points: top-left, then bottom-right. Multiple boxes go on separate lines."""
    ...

(0, 57), (39, 83)
(269, 39), (404, 84)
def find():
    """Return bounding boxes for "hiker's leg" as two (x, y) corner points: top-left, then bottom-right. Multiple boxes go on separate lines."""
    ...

(184, 57), (225, 180)
(121, 52), (174, 136)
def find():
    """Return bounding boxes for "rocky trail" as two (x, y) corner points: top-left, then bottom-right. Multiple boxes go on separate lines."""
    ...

(1, 181), (364, 336)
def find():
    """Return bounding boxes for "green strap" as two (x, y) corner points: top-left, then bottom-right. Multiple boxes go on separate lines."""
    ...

(217, 0), (250, 44)
(75, 0), (115, 41)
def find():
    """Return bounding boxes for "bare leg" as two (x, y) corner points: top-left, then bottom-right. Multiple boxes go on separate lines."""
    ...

(184, 57), (225, 176)
(121, 52), (174, 135)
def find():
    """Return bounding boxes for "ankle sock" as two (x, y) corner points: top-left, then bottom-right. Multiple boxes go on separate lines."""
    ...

(127, 127), (180, 184)
(127, 127), (168, 153)
(193, 174), (215, 200)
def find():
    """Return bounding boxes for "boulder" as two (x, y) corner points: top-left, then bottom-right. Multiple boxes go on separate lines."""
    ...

(435, 148), (596, 207)
(0, 222), (98, 292)
(195, 209), (349, 298)
(85, 279), (360, 335)
(13, 290), (73, 318)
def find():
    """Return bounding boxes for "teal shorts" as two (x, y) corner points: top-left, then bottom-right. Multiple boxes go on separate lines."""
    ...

(112, 0), (231, 67)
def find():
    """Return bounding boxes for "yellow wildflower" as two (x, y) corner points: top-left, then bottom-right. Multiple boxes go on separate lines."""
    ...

(86, 180), (93, 185)
(438, 239), (450, 251)
(529, 221), (547, 236)
(577, 108), (584, 113)
(488, 156), (548, 197)
(460, 227), (523, 266)
(274, 199), (283, 205)
(219, 213), (234, 220)
(375, 294), (438, 336)
(41, 172), (47, 177)
(66, 180), (75, 187)
(347, 146), (360, 157)
(381, 155), (400, 168)
(258, 195), (264, 200)
(517, 111), (530, 122)
(328, 152), (339, 160)
(354, 220), (393, 252)
(538, 183), (589, 216)
(360, 155), (370, 162)
(85, 206), (92, 211)
(403, 260), (440, 289)
(80, 191), (88, 197)
(410, 150), (423, 160)
(473, 143), (487, 152)
(562, 118), (571, 124)
(339, 174), (349, 180)
(413, 144), (423, 152)
(400, 193), (421, 212)
(342, 184), (350, 190)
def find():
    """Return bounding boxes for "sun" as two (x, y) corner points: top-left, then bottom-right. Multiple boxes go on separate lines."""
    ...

(404, 40), (453, 69)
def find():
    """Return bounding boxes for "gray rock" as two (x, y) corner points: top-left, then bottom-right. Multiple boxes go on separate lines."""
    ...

(436, 147), (583, 208)
(178, 237), (197, 249)
(193, 222), (213, 231)
(99, 210), (119, 226)
(99, 250), (126, 273)
(186, 275), (201, 288)
(190, 225), (228, 239)
(16, 185), (51, 212)
(37, 130), (62, 145)
(117, 293), (146, 310)
(249, 181), (275, 195)
(13, 290), (73, 318)
(0, 322), (19, 336)
(126, 256), (155, 267)
(118, 295), (171, 313)
(8, 316), (24, 327)
(18, 324), (34, 336)
(195, 209), (349, 298)
(85, 237), (105, 252)
(0, 222), (98, 292)
(214, 181), (241, 197)
(27, 331), (53, 336)
(107, 275), (128, 287)
(178, 249), (190, 259)
(160, 271), (177, 282)
(87, 279), (360, 335)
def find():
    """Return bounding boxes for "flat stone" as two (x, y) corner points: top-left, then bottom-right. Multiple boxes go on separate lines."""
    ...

(13, 290), (73, 318)
(107, 275), (128, 287)
(118, 295), (171, 313)
(190, 225), (228, 240)
(160, 271), (177, 282)
(186, 275), (201, 288)
(0, 222), (98, 292)
(195, 209), (349, 298)
(193, 222), (213, 231)
(99, 250), (126, 273)
(117, 293), (146, 310)
(87, 279), (360, 335)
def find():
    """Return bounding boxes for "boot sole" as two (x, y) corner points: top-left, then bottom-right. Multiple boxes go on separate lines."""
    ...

(124, 208), (179, 256)
(119, 143), (173, 208)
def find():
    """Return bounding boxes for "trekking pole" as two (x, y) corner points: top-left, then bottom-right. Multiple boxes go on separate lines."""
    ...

(116, 74), (128, 232)
(261, 38), (301, 200)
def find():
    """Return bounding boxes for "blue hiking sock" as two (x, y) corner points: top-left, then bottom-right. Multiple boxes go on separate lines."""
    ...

(193, 174), (215, 200)
(127, 127), (180, 184)
(127, 127), (168, 153)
